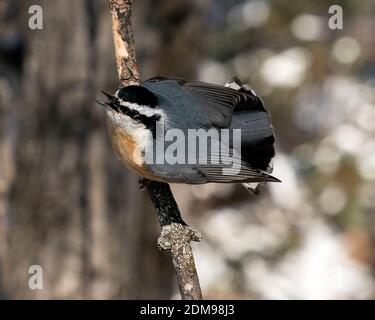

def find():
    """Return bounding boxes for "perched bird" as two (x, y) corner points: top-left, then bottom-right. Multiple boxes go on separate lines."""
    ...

(97, 77), (280, 193)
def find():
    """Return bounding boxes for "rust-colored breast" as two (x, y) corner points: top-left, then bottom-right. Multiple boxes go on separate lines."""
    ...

(107, 121), (161, 181)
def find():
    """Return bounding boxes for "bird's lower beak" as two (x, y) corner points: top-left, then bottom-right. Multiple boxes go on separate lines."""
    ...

(95, 99), (108, 108)
(95, 90), (116, 110)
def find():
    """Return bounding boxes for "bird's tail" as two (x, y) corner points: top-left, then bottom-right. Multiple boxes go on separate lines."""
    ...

(226, 77), (278, 194)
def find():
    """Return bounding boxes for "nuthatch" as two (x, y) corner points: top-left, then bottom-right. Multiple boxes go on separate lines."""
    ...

(97, 77), (280, 193)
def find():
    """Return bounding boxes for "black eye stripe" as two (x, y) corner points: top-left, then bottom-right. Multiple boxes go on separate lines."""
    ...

(112, 99), (161, 139)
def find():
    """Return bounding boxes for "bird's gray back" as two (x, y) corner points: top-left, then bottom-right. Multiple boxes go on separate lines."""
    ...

(143, 80), (211, 130)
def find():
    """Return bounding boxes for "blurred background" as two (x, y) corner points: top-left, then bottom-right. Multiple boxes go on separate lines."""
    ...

(1, 0), (375, 299)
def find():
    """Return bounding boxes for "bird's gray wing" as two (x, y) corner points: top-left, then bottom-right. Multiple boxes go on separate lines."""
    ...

(144, 76), (276, 174)
(144, 76), (262, 128)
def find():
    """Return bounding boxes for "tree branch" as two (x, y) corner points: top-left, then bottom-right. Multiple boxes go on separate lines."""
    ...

(109, 0), (140, 87)
(109, 0), (203, 300)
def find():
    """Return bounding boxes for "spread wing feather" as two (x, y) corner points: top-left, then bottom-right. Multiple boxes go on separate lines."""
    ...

(145, 76), (262, 128)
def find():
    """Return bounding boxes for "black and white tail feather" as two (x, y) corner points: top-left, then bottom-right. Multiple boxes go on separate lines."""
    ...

(224, 77), (276, 195)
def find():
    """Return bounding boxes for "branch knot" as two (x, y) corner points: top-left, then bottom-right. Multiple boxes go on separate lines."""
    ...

(158, 223), (202, 251)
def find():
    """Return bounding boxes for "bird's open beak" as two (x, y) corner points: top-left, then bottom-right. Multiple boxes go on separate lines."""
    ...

(95, 90), (116, 110)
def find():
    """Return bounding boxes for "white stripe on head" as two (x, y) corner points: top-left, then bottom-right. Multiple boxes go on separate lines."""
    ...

(120, 101), (165, 118)
(113, 90), (165, 118)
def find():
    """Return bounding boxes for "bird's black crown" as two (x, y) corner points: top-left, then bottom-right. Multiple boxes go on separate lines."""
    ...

(117, 85), (158, 106)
